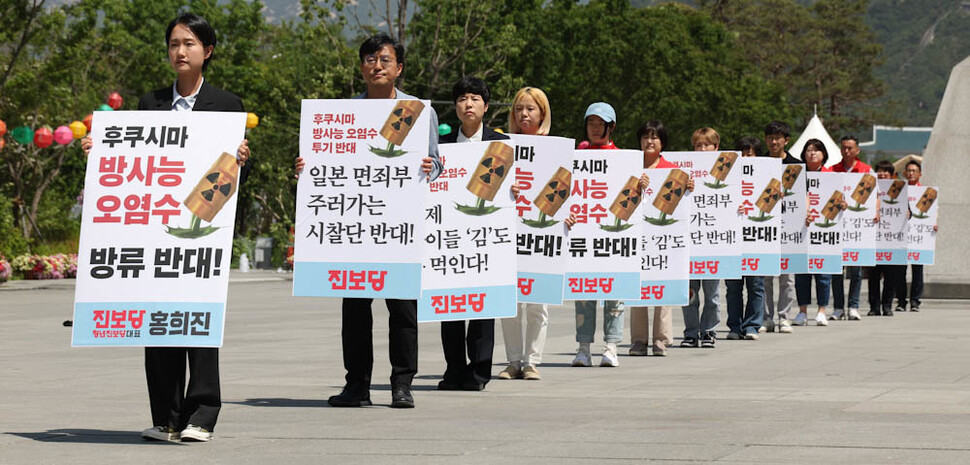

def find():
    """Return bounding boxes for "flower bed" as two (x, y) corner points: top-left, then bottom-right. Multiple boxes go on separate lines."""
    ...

(0, 257), (11, 283)
(9, 253), (78, 280)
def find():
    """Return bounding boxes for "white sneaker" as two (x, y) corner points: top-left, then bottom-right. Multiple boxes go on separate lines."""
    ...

(141, 426), (180, 442)
(600, 344), (619, 367)
(815, 313), (829, 326)
(744, 333), (760, 340)
(180, 424), (212, 442)
(848, 308), (861, 320)
(726, 332), (741, 340)
(793, 313), (808, 326)
(830, 308), (845, 320)
(572, 347), (592, 367)
(779, 319), (794, 333)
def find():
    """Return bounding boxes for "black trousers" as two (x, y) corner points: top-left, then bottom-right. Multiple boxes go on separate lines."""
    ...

(145, 347), (220, 431)
(341, 298), (418, 390)
(440, 319), (494, 386)
(894, 264), (924, 309)
(868, 265), (904, 312)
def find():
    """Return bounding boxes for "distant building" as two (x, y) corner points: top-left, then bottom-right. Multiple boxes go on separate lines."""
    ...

(858, 125), (932, 162)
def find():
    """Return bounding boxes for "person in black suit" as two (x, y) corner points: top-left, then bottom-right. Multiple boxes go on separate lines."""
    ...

(437, 77), (509, 390)
(294, 33), (443, 409)
(84, 12), (250, 443)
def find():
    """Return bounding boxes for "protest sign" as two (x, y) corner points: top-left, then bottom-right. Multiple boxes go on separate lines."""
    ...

(419, 141), (517, 322)
(907, 185), (938, 265)
(876, 179), (909, 265)
(840, 173), (878, 266)
(563, 149), (642, 300)
(294, 99), (430, 298)
(73, 110), (246, 347)
(509, 134), (575, 304)
(737, 157), (783, 276)
(805, 172), (845, 274)
(663, 151), (741, 279)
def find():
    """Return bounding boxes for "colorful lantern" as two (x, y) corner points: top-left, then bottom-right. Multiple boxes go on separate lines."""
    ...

(82, 114), (94, 132)
(69, 121), (87, 139)
(0, 119), (6, 138)
(107, 92), (124, 110)
(97, 104), (113, 112)
(12, 126), (34, 145)
(246, 112), (259, 129)
(34, 127), (54, 148)
(54, 126), (73, 145)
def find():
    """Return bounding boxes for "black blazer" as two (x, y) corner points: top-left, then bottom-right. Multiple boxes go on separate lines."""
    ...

(439, 125), (510, 144)
(138, 81), (250, 183)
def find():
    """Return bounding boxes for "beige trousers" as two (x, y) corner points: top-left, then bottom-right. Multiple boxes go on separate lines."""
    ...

(629, 306), (673, 346)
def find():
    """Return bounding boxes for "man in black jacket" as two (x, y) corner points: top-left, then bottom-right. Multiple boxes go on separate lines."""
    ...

(437, 77), (508, 390)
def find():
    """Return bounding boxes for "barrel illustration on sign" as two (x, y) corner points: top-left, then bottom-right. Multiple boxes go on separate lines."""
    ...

(169, 152), (238, 239)
(913, 187), (938, 219)
(645, 169), (688, 226)
(782, 164), (802, 197)
(749, 178), (782, 222)
(815, 191), (845, 228)
(522, 166), (571, 228)
(884, 180), (906, 204)
(600, 176), (641, 232)
(457, 141), (515, 215)
(705, 151), (738, 189)
(847, 174), (876, 211)
(370, 100), (425, 157)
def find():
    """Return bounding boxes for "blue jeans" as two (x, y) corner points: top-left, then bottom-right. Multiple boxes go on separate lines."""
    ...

(575, 300), (624, 344)
(831, 266), (862, 310)
(795, 274), (831, 307)
(682, 280), (720, 339)
(726, 277), (765, 336)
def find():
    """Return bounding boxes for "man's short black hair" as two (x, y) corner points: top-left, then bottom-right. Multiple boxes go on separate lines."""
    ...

(734, 136), (763, 154)
(359, 33), (405, 65)
(636, 121), (668, 150)
(875, 160), (895, 175)
(906, 160), (922, 171)
(764, 121), (791, 138)
(840, 135), (859, 145)
(452, 76), (490, 105)
(166, 13), (217, 71)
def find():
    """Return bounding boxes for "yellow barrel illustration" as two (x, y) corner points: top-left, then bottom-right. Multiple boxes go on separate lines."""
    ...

(756, 178), (783, 214)
(184, 152), (239, 223)
(534, 166), (572, 217)
(609, 176), (642, 221)
(851, 174), (876, 205)
(466, 141), (515, 201)
(821, 191), (845, 221)
(379, 100), (425, 146)
(886, 180), (905, 201)
(710, 151), (739, 182)
(916, 187), (938, 214)
(782, 164), (803, 190)
(652, 169), (689, 215)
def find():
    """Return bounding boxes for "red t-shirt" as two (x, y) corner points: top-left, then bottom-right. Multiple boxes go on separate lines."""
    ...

(829, 158), (871, 173)
(577, 140), (618, 150)
(652, 155), (678, 169)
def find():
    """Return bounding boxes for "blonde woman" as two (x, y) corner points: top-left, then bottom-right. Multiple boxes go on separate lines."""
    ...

(500, 87), (553, 380)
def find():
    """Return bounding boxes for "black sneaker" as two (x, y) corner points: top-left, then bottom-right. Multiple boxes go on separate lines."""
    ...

(867, 310), (880, 316)
(911, 306), (920, 313)
(895, 306), (907, 312)
(680, 337), (699, 348)
(882, 308), (894, 317)
(390, 385), (414, 409)
(328, 386), (372, 407)
(701, 333), (717, 348)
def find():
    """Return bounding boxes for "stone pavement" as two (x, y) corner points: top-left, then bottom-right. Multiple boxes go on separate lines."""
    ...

(2, 274), (970, 464)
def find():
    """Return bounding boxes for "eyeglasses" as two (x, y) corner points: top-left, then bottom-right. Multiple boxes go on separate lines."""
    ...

(364, 55), (395, 66)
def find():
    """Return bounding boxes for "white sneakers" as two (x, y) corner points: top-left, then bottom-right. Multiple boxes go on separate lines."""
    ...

(848, 308), (862, 320)
(815, 312), (829, 326)
(779, 319), (794, 333)
(180, 425), (212, 442)
(600, 344), (619, 367)
(572, 345), (592, 367)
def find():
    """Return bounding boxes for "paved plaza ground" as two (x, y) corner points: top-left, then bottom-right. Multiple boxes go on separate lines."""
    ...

(2, 272), (970, 464)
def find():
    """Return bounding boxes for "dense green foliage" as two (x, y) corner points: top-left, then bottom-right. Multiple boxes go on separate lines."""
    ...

(2, 0), (891, 261)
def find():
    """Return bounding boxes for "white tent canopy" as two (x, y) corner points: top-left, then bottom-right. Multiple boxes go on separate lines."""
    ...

(789, 113), (842, 168)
